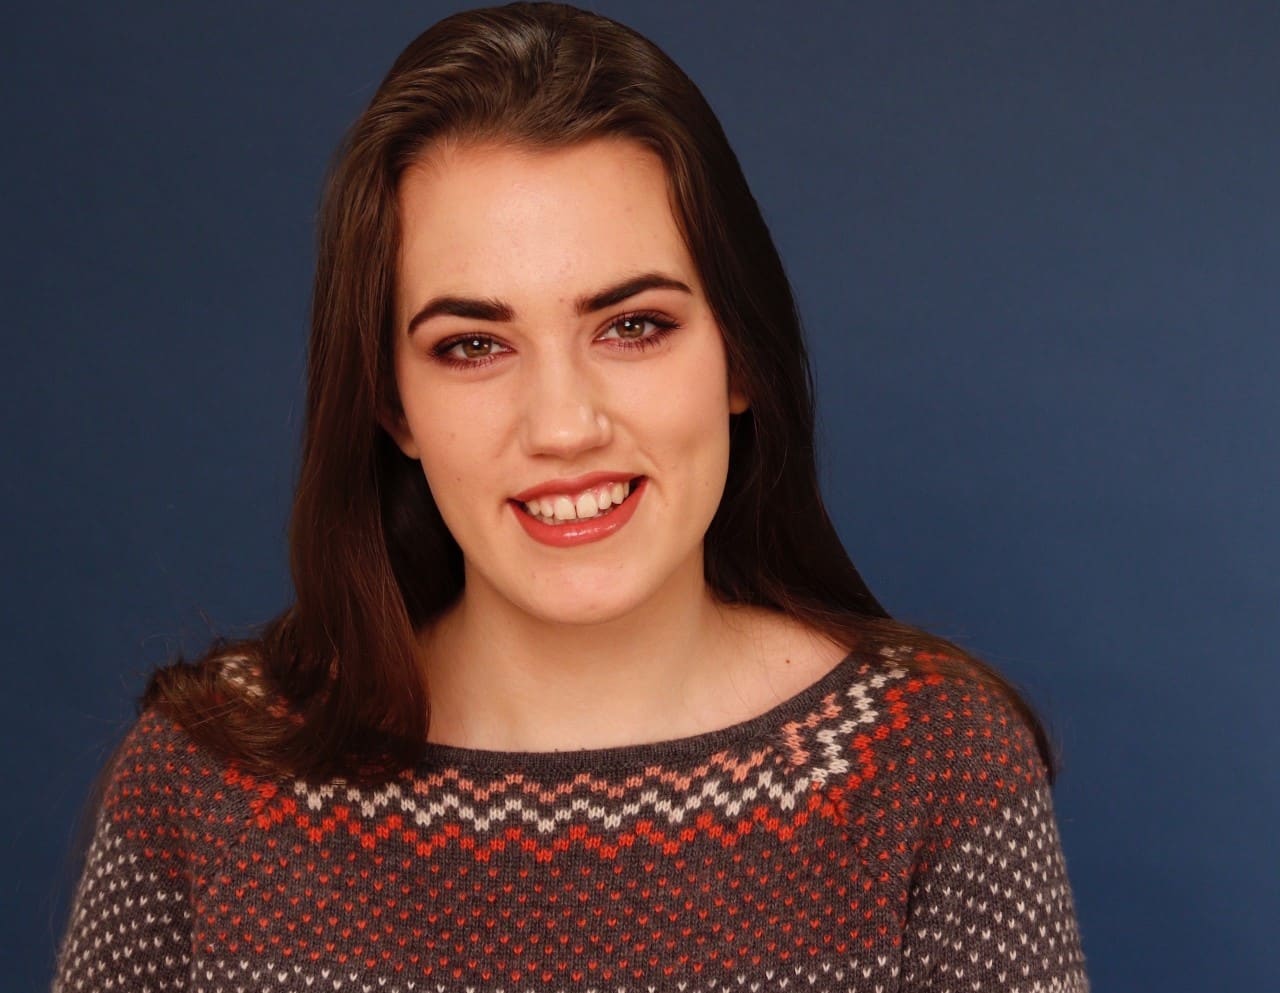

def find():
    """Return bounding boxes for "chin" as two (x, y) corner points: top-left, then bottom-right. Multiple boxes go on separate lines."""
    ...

(518, 584), (653, 628)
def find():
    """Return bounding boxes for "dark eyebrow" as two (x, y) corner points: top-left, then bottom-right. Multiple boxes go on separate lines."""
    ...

(406, 271), (692, 336)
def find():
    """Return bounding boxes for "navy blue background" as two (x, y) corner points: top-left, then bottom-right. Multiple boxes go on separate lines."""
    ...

(5, 3), (1277, 990)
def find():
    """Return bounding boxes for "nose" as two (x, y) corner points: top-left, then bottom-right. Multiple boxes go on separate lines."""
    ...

(516, 351), (612, 458)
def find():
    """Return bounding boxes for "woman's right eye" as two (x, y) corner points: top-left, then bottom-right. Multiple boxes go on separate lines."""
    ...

(432, 335), (510, 366)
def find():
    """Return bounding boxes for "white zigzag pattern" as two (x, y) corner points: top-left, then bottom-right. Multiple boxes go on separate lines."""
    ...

(287, 666), (909, 834)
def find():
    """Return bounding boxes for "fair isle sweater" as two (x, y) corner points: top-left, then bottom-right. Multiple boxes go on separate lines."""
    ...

(54, 644), (1089, 993)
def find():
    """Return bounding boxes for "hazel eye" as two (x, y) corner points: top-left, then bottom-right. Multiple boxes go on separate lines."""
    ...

(599, 312), (677, 343)
(434, 335), (509, 364)
(458, 337), (495, 358)
(606, 316), (652, 340)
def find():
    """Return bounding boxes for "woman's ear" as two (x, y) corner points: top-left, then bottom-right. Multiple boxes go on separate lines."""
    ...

(729, 385), (750, 415)
(378, 404), (421, 460)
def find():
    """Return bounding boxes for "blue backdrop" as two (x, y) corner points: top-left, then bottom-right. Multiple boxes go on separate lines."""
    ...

(4, 3), (1276, 990)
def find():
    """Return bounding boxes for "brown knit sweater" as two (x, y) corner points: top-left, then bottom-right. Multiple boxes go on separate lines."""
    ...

(54, 643), (1089, 992)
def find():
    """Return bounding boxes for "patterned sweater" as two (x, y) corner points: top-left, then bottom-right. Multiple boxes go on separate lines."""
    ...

(54, 644), (1089, 992)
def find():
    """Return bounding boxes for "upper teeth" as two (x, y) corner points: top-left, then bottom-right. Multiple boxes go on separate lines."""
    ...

(524, 480), (632, 523)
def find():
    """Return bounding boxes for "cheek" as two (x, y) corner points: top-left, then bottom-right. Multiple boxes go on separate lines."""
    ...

(642, 352), (734, 484)
(405, 386), (511, 477)
(633, 324), (732, 405)
(668, 334), (735, 421)
(404, 413), (484, 515)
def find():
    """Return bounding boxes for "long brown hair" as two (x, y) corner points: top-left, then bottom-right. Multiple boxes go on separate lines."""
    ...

(145, 2), (1060, 784)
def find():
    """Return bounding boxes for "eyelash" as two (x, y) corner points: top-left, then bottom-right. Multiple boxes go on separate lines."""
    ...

(430, 310), (681, 369)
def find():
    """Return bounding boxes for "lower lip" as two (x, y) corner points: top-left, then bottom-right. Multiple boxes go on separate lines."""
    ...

(510, 477), (647, 548)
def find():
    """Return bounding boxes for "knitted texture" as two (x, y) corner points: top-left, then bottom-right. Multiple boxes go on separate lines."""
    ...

(53, 644), (1089, 992)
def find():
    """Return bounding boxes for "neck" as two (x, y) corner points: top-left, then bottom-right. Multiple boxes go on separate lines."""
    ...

(418, 559), (760, 752)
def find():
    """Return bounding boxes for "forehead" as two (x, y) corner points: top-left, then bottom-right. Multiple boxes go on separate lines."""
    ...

(396, 137), (700, 305)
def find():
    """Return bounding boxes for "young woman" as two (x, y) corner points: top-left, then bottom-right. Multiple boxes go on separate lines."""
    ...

(54, 4), (1089, 991)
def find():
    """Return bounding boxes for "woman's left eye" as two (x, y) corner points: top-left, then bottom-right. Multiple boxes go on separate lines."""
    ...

(598, 312), (679, 347)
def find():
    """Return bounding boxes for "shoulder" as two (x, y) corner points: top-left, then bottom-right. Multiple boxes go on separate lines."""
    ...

(885, 646), (1047, 780)
(814, 643), (1053, 817)
(859, 648), (1091, 989)
(97, 654), (285, 840)
(95, 711), (245, 847)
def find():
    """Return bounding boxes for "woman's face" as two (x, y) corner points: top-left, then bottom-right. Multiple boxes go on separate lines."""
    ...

(386, 137), (747, 626)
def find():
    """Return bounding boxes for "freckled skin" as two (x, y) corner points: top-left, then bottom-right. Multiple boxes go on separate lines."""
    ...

(385, 138), (747, 628)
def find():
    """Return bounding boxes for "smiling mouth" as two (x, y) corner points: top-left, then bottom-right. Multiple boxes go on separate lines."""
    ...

(513, 476), (646, 525)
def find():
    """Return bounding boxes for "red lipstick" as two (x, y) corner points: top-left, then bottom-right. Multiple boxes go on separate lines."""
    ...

(510, 477), (647, 548)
